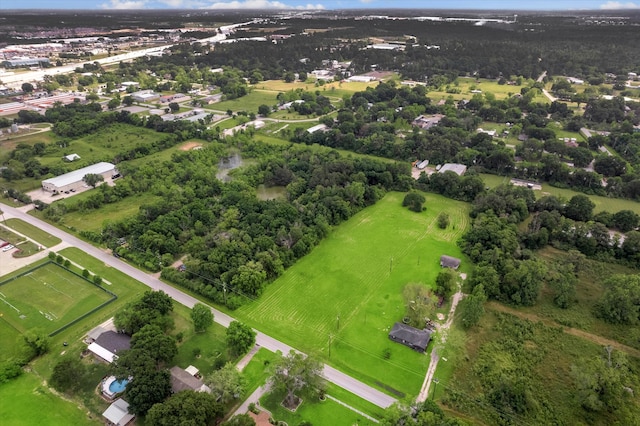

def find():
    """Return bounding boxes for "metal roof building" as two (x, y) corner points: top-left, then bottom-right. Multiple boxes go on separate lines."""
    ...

(42, 162), (117, 193)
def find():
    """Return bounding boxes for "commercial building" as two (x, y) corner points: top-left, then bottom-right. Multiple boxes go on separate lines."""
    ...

(1, 57), (50, 68)
(41, 162), (117, 193)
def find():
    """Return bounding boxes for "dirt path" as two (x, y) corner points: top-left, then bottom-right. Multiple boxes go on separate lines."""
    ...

(488, 302), (640, 358)
(417, 274), (467, 402)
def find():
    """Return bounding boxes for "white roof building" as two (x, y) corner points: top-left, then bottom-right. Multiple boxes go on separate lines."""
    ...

(102, 398), (135, 426)
(42, 162), (116, 193)
(439, 163), (467, 176)
(306, 123), (328, 134)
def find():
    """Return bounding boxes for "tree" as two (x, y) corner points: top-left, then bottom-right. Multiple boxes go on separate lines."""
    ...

(21, 82), (34, 93)
(435, 268), (457, 299)
(145, 390), (224, 426)
(437, 212), (450, 229)
(258, 104), (271, 116)
(572, 348), (633, 413)
(269, 350), (326, 409)
(226, 321), (256, 356)
(564, 195), (595, 222)
(613, 210), (639, 233)
(596, 274), (640, 325)
(402, 192), (426, 212)
(122, 95), (134, 106)
(83, 173), (104, 188)
(107, 98), (120, 110)
(191, 303), (214, 333)
(206, 362), (246, 404)
(168, 102), (180, 112)
(231, 261), (267, 296)
(403, 283), (438, 328)
(114, 290), (174, 335)
(458, 284), (487, 329)
(50, 358), (85, 393)
(130, 324), (177, 365)
(23, 330), (49, 357)
(126, 368), (172, 415)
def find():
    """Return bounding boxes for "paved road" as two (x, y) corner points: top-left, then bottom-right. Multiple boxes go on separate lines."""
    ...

(0, 202), (396, 409)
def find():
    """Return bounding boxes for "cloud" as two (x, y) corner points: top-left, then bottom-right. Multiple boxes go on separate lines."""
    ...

(100, 0), (148, 8)
(202, 0), (324, 9)
(360, 0), (375, 3)
(600, 1), (640, 9)
(158, 0), (206, 6)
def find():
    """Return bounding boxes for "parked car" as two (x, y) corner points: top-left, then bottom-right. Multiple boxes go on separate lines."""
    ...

(2, 244), (15, 252)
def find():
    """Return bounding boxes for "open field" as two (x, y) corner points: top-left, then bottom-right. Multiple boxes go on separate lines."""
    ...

(208, 91), (279, 113)
(0, 373), (98, 426)
(234, 191), (470, 396)
(480, 173), (640, 214)
(256, 79), (379, 95)
(0, 317), (23, 360)
(428, 78), (548, 104)
(443, 305), (640, 425)
(0, 262), (115, 335)
(31, 192), (162, 234)
(2, 218), (61, 248)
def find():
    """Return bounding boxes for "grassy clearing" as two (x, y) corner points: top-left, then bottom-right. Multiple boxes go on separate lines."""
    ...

(212, 91), (279, 113)
(0, 262), (114, 335)
(234, 191), (470, 396)
(0, 373), (99, 426)
(2, 218), (61, 248)
(0, 317), (23, 360)
(257, 79), (379, 95)
(480, 173), (640, 214)
(261, 389), (378, 426)
(35, 192), (162, 234)
(172, 303), (231, 377)
(428, 78), (548, 103)
(242, 348), (277, 397)
(0, 128), (58, 151)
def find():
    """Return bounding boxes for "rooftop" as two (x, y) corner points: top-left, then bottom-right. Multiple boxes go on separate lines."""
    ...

(42, 162), (116, 188)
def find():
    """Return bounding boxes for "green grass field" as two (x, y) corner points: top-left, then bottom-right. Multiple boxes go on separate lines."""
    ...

(0, 262), (114, 335)
(234, 191), (470, 397)
(480, 173), (640, 214)
(3, 218), (61, 248)
(209, 91), (279, 113)
(0, 373), (99, 426)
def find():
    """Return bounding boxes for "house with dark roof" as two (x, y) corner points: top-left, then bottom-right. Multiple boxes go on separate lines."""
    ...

(87, 330), (131, 363)
(170, 366), (211, 394)
(440, 255), (461, 270)
(388, 322), (431, 352)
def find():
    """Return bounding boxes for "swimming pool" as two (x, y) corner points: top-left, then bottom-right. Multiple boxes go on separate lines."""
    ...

(102, 376), (130, 398)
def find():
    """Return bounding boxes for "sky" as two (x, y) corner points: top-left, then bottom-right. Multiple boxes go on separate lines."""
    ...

(2, 0), (639, 11)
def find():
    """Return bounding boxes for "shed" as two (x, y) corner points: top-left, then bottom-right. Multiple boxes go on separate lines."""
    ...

(102, 398), (135, 426)
(440, 255), (461, 269)
(64, 153), (81, 162)
(388, 322), (431, 352)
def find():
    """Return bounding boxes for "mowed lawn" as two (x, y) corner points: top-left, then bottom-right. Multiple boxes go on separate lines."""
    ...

(0, 262), (113, 335)
(235, 192), (470, 396)
(0, 373), (99, 426)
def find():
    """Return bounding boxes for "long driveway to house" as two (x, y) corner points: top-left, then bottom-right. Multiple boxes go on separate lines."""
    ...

(0, 202), (397, 409)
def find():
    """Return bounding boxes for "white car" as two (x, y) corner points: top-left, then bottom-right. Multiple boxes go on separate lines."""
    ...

(2, 244), (15, 252)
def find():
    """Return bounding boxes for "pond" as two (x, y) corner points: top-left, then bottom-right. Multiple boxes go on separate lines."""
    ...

(216, 152), (244, 182)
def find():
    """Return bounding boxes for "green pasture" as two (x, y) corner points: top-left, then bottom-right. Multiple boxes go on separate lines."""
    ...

(209, 91), (279, 113)
(0, 262), (114, 335)
(0, 373), (98, 426)
(257, 79), (379, 95)
(2, 218), (61, 248)
(234, 192), (470, 396)
(0, 128), (58, 152)
(428, 78), (548, 104)
(480, 173), (640, 214)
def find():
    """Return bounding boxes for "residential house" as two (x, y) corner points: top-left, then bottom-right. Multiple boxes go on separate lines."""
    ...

(388, 322), (431, 352)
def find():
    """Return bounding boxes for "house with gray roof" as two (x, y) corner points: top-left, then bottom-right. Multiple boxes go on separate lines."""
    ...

(440, 255), (461, 269)
(388, 322), (432, 352)
(170, 366), (211, 394)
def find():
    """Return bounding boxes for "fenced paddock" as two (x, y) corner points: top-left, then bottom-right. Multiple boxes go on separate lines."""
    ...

(0, 261), (116, 336)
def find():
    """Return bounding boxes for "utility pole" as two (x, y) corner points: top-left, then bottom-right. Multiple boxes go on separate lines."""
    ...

(336, 314), (340, 330)
(328, 334), (333, 358)
(222, 281), (227, 305)
(431, 378), (439, 400)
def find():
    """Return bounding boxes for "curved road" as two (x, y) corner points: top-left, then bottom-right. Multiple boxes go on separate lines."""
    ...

(0, 202), (396, 409)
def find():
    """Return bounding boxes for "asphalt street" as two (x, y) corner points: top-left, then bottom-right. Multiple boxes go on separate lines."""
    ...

(0, 202), (396, 409)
